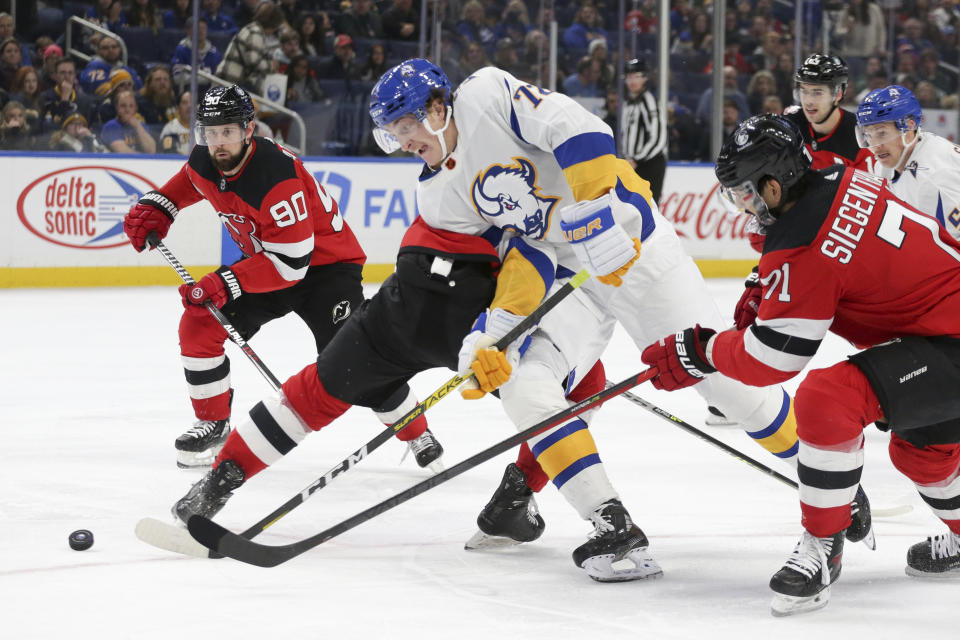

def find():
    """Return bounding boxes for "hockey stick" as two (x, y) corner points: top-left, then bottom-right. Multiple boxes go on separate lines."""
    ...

(611, 384), (797, 488)
(186, 368), (659, 567)
(136, 269), (591, 557)
(147, 235), (282, 391)
(612, 385), (913, 518)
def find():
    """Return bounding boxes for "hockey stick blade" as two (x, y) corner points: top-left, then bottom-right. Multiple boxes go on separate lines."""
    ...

(135, 517), (216, 558)
(186, 368), (657, 567)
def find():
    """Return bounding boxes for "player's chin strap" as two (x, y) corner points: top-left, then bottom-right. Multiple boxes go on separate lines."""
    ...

(892, 129), (921, 174)
(423, 103), (454, 164)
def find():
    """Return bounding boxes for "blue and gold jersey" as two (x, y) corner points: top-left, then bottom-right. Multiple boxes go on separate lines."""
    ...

(415, 67), (660, 317)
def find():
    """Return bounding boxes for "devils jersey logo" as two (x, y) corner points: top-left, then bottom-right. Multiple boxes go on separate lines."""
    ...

(219, 211), (261, 256)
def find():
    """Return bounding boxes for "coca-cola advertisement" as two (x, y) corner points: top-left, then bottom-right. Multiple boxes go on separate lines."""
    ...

(658, 166), (757, 260)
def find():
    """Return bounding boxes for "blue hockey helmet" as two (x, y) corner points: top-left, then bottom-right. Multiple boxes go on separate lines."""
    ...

(855, 85), (923, 147)
(369, 58), (452, 153)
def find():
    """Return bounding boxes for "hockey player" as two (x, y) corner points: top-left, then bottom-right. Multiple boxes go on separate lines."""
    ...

(855, 85), (960, 241)
(641, 114), (960, 616)
(122, 84), (442, 470)
(725, 53), (876, 399)
(369, 60), (812, 578)
(782, 53), (873, 170)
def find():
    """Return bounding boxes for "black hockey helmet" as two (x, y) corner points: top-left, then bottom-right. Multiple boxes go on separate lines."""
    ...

(715, 114), (812, 227)
(195, 84), (255, 145)
(794, 53), (849, 94)
(625, 58), (647, 74)
(196, 85), (255, 128)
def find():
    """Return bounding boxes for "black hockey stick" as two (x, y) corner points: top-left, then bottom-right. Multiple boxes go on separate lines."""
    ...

(221, 268), (591, 539)
(613, 386), (912, 519)
(147, 234), (282, 391)
(186, 368), (659, 567)
(136, 269), (590, 557)
(610, 383), (797, 488)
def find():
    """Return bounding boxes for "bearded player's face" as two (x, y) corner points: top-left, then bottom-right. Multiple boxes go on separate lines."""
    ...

(206, 123), (251, 172)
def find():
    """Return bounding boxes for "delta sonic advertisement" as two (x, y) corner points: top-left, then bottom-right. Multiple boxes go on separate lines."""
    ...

(0, 152), (752, 287)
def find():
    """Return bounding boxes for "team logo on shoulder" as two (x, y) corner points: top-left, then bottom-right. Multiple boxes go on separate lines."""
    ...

(470, 157), (559, 239)
(332, 300), (351, 324)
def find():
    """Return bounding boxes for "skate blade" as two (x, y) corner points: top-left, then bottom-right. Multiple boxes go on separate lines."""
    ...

(135, 517), (214, 558)
(176, 447), (220, 469)
(905, 565), (960, 580)
(770, 586), (831, 617)
(581, 547), (664, 582)
(464, 529), (525, 550)
(861, 526), (876, 551)
(425, 458), (445, 474)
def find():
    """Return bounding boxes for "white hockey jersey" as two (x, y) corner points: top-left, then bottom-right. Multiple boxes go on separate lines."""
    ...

(871, 132), (960, 241)
(415, 66), (662, 315)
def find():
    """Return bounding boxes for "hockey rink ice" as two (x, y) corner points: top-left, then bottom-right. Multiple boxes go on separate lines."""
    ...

(4, 279), (958, 638)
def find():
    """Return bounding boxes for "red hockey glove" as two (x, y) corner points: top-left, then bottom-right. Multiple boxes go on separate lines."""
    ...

(640, 325), (717, 391)
(179, 268), (242, 315)
(123, 191), (179, 252)
(733, 266), (762, 330)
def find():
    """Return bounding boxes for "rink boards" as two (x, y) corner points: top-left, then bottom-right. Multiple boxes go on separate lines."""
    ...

(0, 151), (757, 288)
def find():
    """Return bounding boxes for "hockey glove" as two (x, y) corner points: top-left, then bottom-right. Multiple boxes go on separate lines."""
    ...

(457, 308), (531, 399)
(733, 266), (762, 330)
(559, 193), (641, 287)
(179, 268), (242, 316)
(123, 190), (179, 252)
(640, 325), (717, 391)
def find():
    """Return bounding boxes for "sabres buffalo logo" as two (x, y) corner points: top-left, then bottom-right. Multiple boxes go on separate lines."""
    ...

(470, 157), (559, 239)
(219, 212), (261, 256)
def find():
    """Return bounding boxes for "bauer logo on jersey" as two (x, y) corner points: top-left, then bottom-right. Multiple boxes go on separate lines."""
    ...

(470, 157), (560, 239)
(17, 165), (158, 249)
(219, 212), (261, 256)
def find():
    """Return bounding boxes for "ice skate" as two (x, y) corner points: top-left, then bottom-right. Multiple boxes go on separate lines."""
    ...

(769, 530), (844, 617)
(465, 463), (545, 550)
(846, 485), (875, 549)
(704, 405), (737, 426)
(905, 531), (960, 578)
(172, 459), (245, 525)
(572, 499), (662, 582)
(175, 419), (231, 469)
(406, 428), (444, 472)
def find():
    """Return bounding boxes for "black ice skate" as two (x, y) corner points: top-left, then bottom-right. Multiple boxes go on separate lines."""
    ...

(572, 499), (662, 582)
(464, 463), (545, 550)
(175, 419), (231, 469)
(406, 428), (444, 471)
(905, 531), (960, 578)
(172, 459), (245, 525)
(769, 530), (844, 617)
(846, 485), (875, 549)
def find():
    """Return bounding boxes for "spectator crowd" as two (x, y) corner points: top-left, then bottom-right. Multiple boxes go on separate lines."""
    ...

(0, 0), (957, 159)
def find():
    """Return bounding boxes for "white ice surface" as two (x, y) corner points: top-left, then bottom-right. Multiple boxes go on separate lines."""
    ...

(2, 279), (957, 639)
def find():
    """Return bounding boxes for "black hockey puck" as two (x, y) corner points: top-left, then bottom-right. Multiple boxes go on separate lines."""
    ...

(68, 529), (94, 551)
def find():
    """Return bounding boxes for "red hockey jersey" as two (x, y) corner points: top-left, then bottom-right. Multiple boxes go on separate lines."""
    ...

(782, 106), (874, 171)
(158, 137), (365, 294)
(711, 165), (960, 387)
